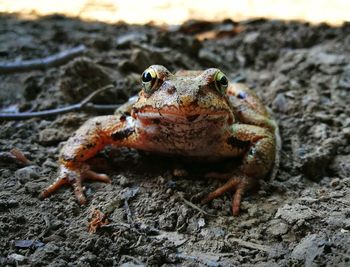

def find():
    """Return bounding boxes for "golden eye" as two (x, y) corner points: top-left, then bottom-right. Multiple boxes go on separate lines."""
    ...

(141, 68), (158, 94)
(214, 70), (228, 95)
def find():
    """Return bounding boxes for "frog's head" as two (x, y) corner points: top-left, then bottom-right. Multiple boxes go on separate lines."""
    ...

(132, 65), (234, 126)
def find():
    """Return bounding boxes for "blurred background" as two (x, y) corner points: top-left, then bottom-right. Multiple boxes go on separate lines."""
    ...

(1, 0), (349, 25)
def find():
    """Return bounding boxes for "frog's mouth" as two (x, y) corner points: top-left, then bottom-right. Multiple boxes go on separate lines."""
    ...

(135, 109), (232, 124)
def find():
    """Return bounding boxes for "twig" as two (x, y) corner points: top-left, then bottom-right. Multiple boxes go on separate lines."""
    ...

(178, 193), (216, 217)
(225, 234), (272, 252)
(38, 214), (52, 238)
(100, 222), (131, 230)
(0, 45), (86, 74)
(0, 84), (120, 121)
(10, 148), (31, 165)
(124, 199), (135, 226)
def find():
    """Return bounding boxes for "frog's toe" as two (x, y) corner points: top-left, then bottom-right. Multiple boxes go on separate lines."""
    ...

(201, 177), (241, 204)
(39, 175), (70, 200)
(201, 176), (249, 216)
(82, 169), (111, 183)
(40, 165), (111, 205)
(231, 181), (248, 216)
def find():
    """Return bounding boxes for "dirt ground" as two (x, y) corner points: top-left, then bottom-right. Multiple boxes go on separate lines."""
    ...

(0, 14), (349, 266)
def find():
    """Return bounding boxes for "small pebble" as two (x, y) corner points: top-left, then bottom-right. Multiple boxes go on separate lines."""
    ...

(330, 178), (340, 187)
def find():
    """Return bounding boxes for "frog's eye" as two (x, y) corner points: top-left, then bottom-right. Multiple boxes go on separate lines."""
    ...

(141, 68), (158, 94)
(214, 71), (228, 95)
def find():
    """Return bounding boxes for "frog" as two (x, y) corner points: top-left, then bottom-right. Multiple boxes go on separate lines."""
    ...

(40, 65), (280, 216)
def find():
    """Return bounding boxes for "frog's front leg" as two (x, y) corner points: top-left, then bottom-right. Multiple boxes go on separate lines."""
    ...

(202, 124), (275, 216)
(40, 114), (137, 204)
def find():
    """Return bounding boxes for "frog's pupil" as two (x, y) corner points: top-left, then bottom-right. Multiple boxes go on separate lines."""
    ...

(220, 76), (228, 86)
(142, 72), (153, 83)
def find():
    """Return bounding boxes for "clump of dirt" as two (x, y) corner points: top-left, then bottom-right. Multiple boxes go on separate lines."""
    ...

(1, 14), (350, 266)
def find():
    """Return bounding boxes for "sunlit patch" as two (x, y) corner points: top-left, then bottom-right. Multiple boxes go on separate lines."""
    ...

(0, 0), (348, 25)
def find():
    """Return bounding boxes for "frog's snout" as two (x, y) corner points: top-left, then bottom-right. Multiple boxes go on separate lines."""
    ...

(179, 94), (196, 107)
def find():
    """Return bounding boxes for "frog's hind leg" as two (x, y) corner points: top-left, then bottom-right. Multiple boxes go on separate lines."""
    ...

(40, 165), (111, 205)
(202, 176), (253, 216)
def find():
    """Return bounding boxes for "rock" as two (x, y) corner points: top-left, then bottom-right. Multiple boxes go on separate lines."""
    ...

(116, 32), (147, 48)
(39, 128), (67, 145)
(251, 262), (279, 267)
(330, 155), (350, 178)
(198, 217), (206, 228)
(291, 234), (326, 267)
(310, 123), (328, 140)
(129, 49), (151, 73)
(14, 240), (44, 249)
(158, 212), (177, 230)
(38, 113), (88, 146)
(268, 75), (289, 96)
(42, 158), (59, 170)
(0, 198), (19, 211)
(299, 138), (340, 181)
(200, 226), (225, 239)
(338, 64), (350, 88)
(23, 74), (43, 101)
(275, 204), (316, 224)
(267, 219), (289, 236)
(120, 262), (144, 267)
(329, 177), (340, 187)
(243, 32), (260, 44)
(272, 93), (289, 113)
(117, 175), (132, 187)
(93, 37), (113, 51)
(25, 181), (44, 195)
(59, 57), (114, 103)
(118, 49), (151, 73)
(277, 50), (307, 73)
(323, 212), (347, 229)
(30, 243), (60, 265)
(308, 51), (347, 66)
(8, 253), (27, 263)
(155, 231), (187, 247)
(15, 165), (40, 184)
(198, 48), (222, 65)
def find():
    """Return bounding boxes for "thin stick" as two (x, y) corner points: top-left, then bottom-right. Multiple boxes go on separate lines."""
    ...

(177, 193), (216, 217)
(0, 84), (120, 120)
(0, 45), (86, 74)
(225, 234), (272, 252)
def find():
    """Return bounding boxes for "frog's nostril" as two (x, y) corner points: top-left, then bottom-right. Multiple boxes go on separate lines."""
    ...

(167, 86), (176, 95)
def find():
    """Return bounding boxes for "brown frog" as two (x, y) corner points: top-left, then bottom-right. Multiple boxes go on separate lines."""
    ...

(41, 65), (280, 216)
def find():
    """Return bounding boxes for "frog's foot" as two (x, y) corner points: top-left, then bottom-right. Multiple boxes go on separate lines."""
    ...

(201, 176), (250, 216)
(40, 165), (111, 205)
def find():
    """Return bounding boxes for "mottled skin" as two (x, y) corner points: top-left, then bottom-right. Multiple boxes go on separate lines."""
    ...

(41, 65), (280, 216)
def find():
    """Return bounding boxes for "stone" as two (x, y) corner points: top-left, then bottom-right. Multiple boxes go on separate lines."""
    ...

(39, 128), (67, 145)
(275, 204), (316, 224)
(8, 253), (27, 263)
(291, 234), (326, 267)
(15, 165), (40, 184)
(267, 219), (289, 236)
(272, 93), (289, 113)
(330, 155), (350, 178)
